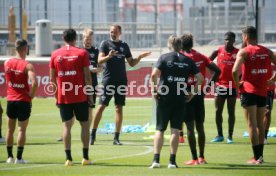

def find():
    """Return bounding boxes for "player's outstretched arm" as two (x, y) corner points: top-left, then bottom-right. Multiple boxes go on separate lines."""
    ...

(126, 51), (151, 67)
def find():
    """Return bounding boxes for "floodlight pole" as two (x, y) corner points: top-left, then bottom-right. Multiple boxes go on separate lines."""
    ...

(44, 0), (48, 19)
(255, 0), (259, 42)
(173, 0), (177, 35)
(19, 0), (23, 38)
(68, 0), (72, 28)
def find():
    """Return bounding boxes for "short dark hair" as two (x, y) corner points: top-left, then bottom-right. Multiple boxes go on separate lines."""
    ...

(180, 33), (193, 51)
(242, 26), (257, 40)
(15, 39), (28, 51)
(63, 28), (77, 42)
(225, 31), (236, 39)
(111, 24), (122, 33)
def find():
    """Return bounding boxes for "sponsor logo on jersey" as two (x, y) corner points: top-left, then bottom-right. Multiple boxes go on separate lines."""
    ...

(90, 53), (95, 58)
(250, 55), (256, 61)
(8, 81), (25, 88)
(167, 61), (173, 68)
(167, 76), (186, 82)
(167, 76), (173, 82)
(6, 68), (23, 75)
(58, 70), (77, 77)
(58, 71), (64, 77)
(167, 61), (188, 68)
(251, 69), (267, 74)
(57, 56), (63, 62)
(120, 47), (124, 52)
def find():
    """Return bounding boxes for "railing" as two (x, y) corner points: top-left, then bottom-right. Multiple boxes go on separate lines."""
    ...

(77, 22), (163, 55)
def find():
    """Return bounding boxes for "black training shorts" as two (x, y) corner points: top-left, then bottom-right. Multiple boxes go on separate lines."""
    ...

(156, 95), (186, 131)
(6, 101), (31, 121)
(240, 93), (266, 107)
(183, 94), (205, 123)
(59, 101), (89, 122)
(98, 82), (127, 106)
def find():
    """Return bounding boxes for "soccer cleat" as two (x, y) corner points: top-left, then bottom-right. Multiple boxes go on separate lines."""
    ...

(113, 139), (123, 145)
(227, 137), (233, 144)
(198, 157), (207, 164)
(64, 160), (73, 166)
(168, 162), (178, 168)
(257, 156), (264, 164)
(14, 158), (28, 164)
(247, 157), (262, 165)
(168, 163), (177, 168)
(82, 159), (92, 166)
(264, 139), (268, 145)
(211, 136), (224, 142)
(179, 136), (185, 143)
(184, 159), (199, 165)
(6, 157), (14, 164)
(149, 162), (160, 169)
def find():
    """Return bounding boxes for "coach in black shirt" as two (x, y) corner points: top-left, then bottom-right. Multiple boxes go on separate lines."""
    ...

(149, 36), (203, 169)
(90, 24), (151, 145)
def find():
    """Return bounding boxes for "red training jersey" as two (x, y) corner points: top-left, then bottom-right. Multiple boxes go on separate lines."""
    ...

(181, 49), (212, 88)
(5, 58), (31, 102)
(216, 46), (239, 88)
(241, 44), (272, 97)
(50, 45), (90, 104)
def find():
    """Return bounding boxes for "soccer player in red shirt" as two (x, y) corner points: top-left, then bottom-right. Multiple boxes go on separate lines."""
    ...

(4, 39), (38, 164)
(180, 34), (221, 165)
(232, 26), (276, 164)
(50, 29), (93, 166)
(209, 32), (239, 144)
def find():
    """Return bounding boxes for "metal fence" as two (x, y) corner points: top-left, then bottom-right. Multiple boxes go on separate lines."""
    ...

(1, 0), (276, 56)
(77, 22), (163, 53)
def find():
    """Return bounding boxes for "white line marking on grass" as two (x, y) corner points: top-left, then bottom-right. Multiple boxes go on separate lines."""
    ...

(0, 142), (153, 171)
(0, 164), (58, 171)
(94, 143), (153, 162)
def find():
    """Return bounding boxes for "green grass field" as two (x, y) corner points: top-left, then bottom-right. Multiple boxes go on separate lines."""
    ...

(0, 98), (275, 176)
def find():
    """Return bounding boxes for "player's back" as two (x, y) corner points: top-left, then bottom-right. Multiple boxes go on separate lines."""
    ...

(50, 45), (90, 104)
(5, 58), (31, 102)
(241, 44), (271, 96)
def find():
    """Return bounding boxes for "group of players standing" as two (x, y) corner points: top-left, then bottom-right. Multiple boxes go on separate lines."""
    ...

(150, 26), (276, 168)
(1, 25), (276, 168)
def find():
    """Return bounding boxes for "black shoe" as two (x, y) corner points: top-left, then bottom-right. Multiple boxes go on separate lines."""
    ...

(113, 139), (123, 145)
(90, 136), (95, 145)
